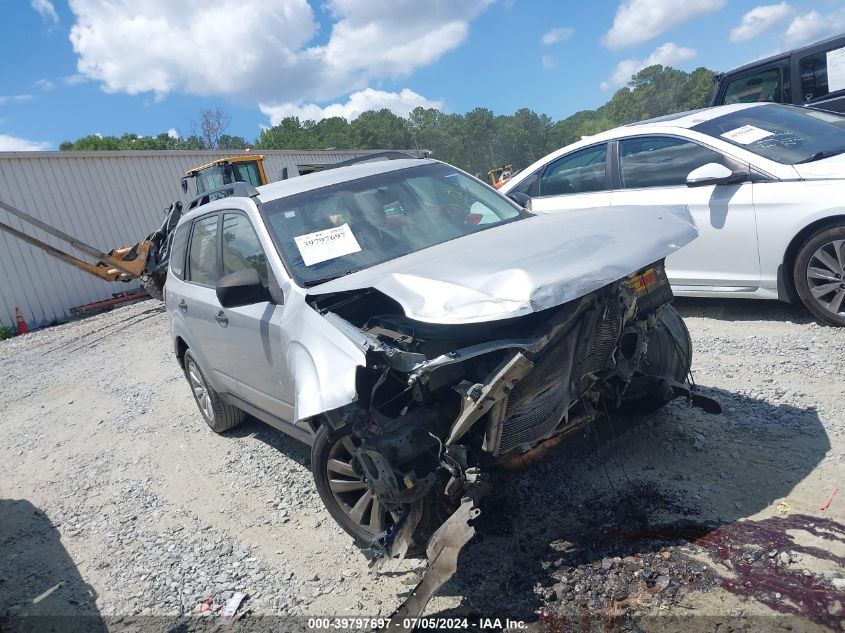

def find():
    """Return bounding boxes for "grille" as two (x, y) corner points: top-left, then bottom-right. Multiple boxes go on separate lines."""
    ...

(497, 324), (580, 454)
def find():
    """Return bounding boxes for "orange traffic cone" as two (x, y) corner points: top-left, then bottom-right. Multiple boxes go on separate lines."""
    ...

(15, 307), (29, 334)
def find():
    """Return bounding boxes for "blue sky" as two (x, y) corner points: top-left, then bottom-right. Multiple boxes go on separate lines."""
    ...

(1, 0), (843, 150)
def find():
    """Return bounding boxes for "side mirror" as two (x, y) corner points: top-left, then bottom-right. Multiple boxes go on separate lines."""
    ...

(686, 163), (740, 187)
(216, 268), (270, 308)
(507, 191), (532, 209)
(181, 177), (189, 194)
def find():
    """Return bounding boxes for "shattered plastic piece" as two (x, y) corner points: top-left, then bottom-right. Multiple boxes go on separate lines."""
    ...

(382, 495), (480, 632)
(219, 592), (246, 623)
(776, 501), (791, 515)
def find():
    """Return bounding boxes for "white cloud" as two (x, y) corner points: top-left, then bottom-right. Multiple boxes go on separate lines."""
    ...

(0, 134), (51, 151)
(167, 128), (180, 139)
(0, 95), (34, 106)
(730, 3), (793, 43)
(63, 74), (89, 86)
(30, 0), (58, 23)
(783, 8), (845, 50)
(601, 42), (696, 90)
(259, 88), (442, 125)
(541, 54), (557, 70)
(35, 78), (56, 91)
(541, 27), (573, 45)
(68, 0), (491, 105)
(602, 0), (724, 49)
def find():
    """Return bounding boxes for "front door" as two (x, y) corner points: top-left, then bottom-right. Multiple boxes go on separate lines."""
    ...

(612, 135), (760, 289)
(215, 211), (295, 422)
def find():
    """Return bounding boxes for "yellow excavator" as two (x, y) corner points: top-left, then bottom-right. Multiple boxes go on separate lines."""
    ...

(487, 164), (515, 189)
(0, 153), (270, 301)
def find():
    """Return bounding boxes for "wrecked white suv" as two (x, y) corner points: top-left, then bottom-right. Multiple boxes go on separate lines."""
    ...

(166, 157), (712, 588)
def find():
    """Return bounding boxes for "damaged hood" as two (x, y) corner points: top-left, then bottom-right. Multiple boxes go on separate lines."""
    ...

(308, 205), (697, 324)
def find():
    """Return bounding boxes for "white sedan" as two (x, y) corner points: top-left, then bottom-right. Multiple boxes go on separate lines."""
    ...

(500, 103), (845, 326)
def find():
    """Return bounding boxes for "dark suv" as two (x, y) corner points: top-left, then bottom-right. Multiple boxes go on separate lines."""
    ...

(712, 33), (845, 113)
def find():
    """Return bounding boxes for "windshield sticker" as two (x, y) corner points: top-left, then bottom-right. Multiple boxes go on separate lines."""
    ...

(721, 125), (774, 145)
(294, 223), (361, 266)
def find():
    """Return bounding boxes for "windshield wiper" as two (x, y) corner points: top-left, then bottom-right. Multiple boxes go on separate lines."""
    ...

(796, 146), (845, 164)
(302, 269), (357, 287)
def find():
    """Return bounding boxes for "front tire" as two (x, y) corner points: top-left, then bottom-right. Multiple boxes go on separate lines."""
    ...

(311, 423), (437, 555)
(615, 304), (692, 415)
(183, 350), (245, 433)
(794, 224), (845, 327)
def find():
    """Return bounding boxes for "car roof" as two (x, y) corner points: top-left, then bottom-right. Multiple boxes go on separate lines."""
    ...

(178, 158), (437, 222)
(607, 103), (766, 135)
(256, 158), (436, 203)
(718, 33), (845, 77)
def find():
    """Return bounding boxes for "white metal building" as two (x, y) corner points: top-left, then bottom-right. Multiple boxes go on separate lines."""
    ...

(0, 149), (390, 330)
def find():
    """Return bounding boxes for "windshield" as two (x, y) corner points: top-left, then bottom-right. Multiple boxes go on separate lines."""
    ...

(260, 162), (525, 286)
(693, 104), (845, 164)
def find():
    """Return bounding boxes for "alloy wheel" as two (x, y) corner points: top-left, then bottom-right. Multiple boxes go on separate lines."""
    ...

(325, 435), (398, 536)
(806, 239), (845, 317)
(186, 359), (214, 423)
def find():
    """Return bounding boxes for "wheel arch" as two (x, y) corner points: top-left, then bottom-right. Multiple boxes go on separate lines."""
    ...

(779, 214), (845, 302)
(174, 335), (189, 368)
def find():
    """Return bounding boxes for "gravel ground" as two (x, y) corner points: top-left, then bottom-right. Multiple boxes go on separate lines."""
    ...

(0, 297), (843, 632)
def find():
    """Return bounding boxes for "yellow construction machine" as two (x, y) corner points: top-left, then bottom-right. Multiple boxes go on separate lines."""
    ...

(0, 153), (270, 302)
(487, 164), (515, 189)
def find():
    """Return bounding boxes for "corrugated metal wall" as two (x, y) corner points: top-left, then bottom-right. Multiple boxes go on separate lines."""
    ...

(0, 149), (386, 330)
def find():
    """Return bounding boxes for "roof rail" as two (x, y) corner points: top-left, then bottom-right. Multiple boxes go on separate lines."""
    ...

(321, 150), (427, 171)
(187, 182), (261, 211)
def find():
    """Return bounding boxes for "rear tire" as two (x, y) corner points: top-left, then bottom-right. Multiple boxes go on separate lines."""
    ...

(311, 423), (438, 555)
(793, 224), (845, 327)
(183, 350), (245, 433)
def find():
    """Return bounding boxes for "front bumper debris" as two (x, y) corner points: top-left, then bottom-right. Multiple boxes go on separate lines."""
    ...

(381, 493), (481, 632)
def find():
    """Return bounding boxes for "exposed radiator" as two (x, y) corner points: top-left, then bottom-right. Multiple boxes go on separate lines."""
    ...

(581, 302), (623, 378)
(496, 299), (622, 455)
(496, 323), (580, 454)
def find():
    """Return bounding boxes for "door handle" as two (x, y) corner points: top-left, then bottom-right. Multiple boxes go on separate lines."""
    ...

(215, 310), (228, 326)
(179, 299), (188, 313)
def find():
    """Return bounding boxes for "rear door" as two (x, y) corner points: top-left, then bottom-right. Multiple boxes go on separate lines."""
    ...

(181, 213), (238, 393)
(512, 143), (613, 212)
(215, 211), (295, 422)
(610, 134), (760, 289)
(793, 38), (845, 113)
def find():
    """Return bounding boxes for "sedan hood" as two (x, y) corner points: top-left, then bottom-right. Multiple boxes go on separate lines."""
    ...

(793, 153), (845, 179)
(307, 205), (698, 324)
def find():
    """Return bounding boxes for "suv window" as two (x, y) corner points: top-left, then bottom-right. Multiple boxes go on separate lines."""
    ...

(723, 67), (782, 104)
(222, 213), (268, 283)
(800, 46), (845, 102)
(169, 222), (190, 280)
(538, 144), (607, 196)
(187, 215), (220, 286)
(619, 137), (726, 189)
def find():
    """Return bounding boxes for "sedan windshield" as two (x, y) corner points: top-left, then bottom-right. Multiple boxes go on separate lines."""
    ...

(260, 162), (525, 286)
(692, 104), (845, 164)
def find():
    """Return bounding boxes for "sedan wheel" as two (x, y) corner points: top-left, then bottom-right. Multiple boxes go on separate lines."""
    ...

(806, 240), (845, 316)
(794, 225), (845, 327)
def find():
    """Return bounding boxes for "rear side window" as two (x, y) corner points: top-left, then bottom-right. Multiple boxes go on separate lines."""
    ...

(722, 67), (782, 104)
(538, 144), (607, 196)
(222, 213), (268, 283)
(169, 222), (190, 280)
(619, 137), (726, 189)
(187, 215), (220, 286)
(800, 46), (845, 102)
